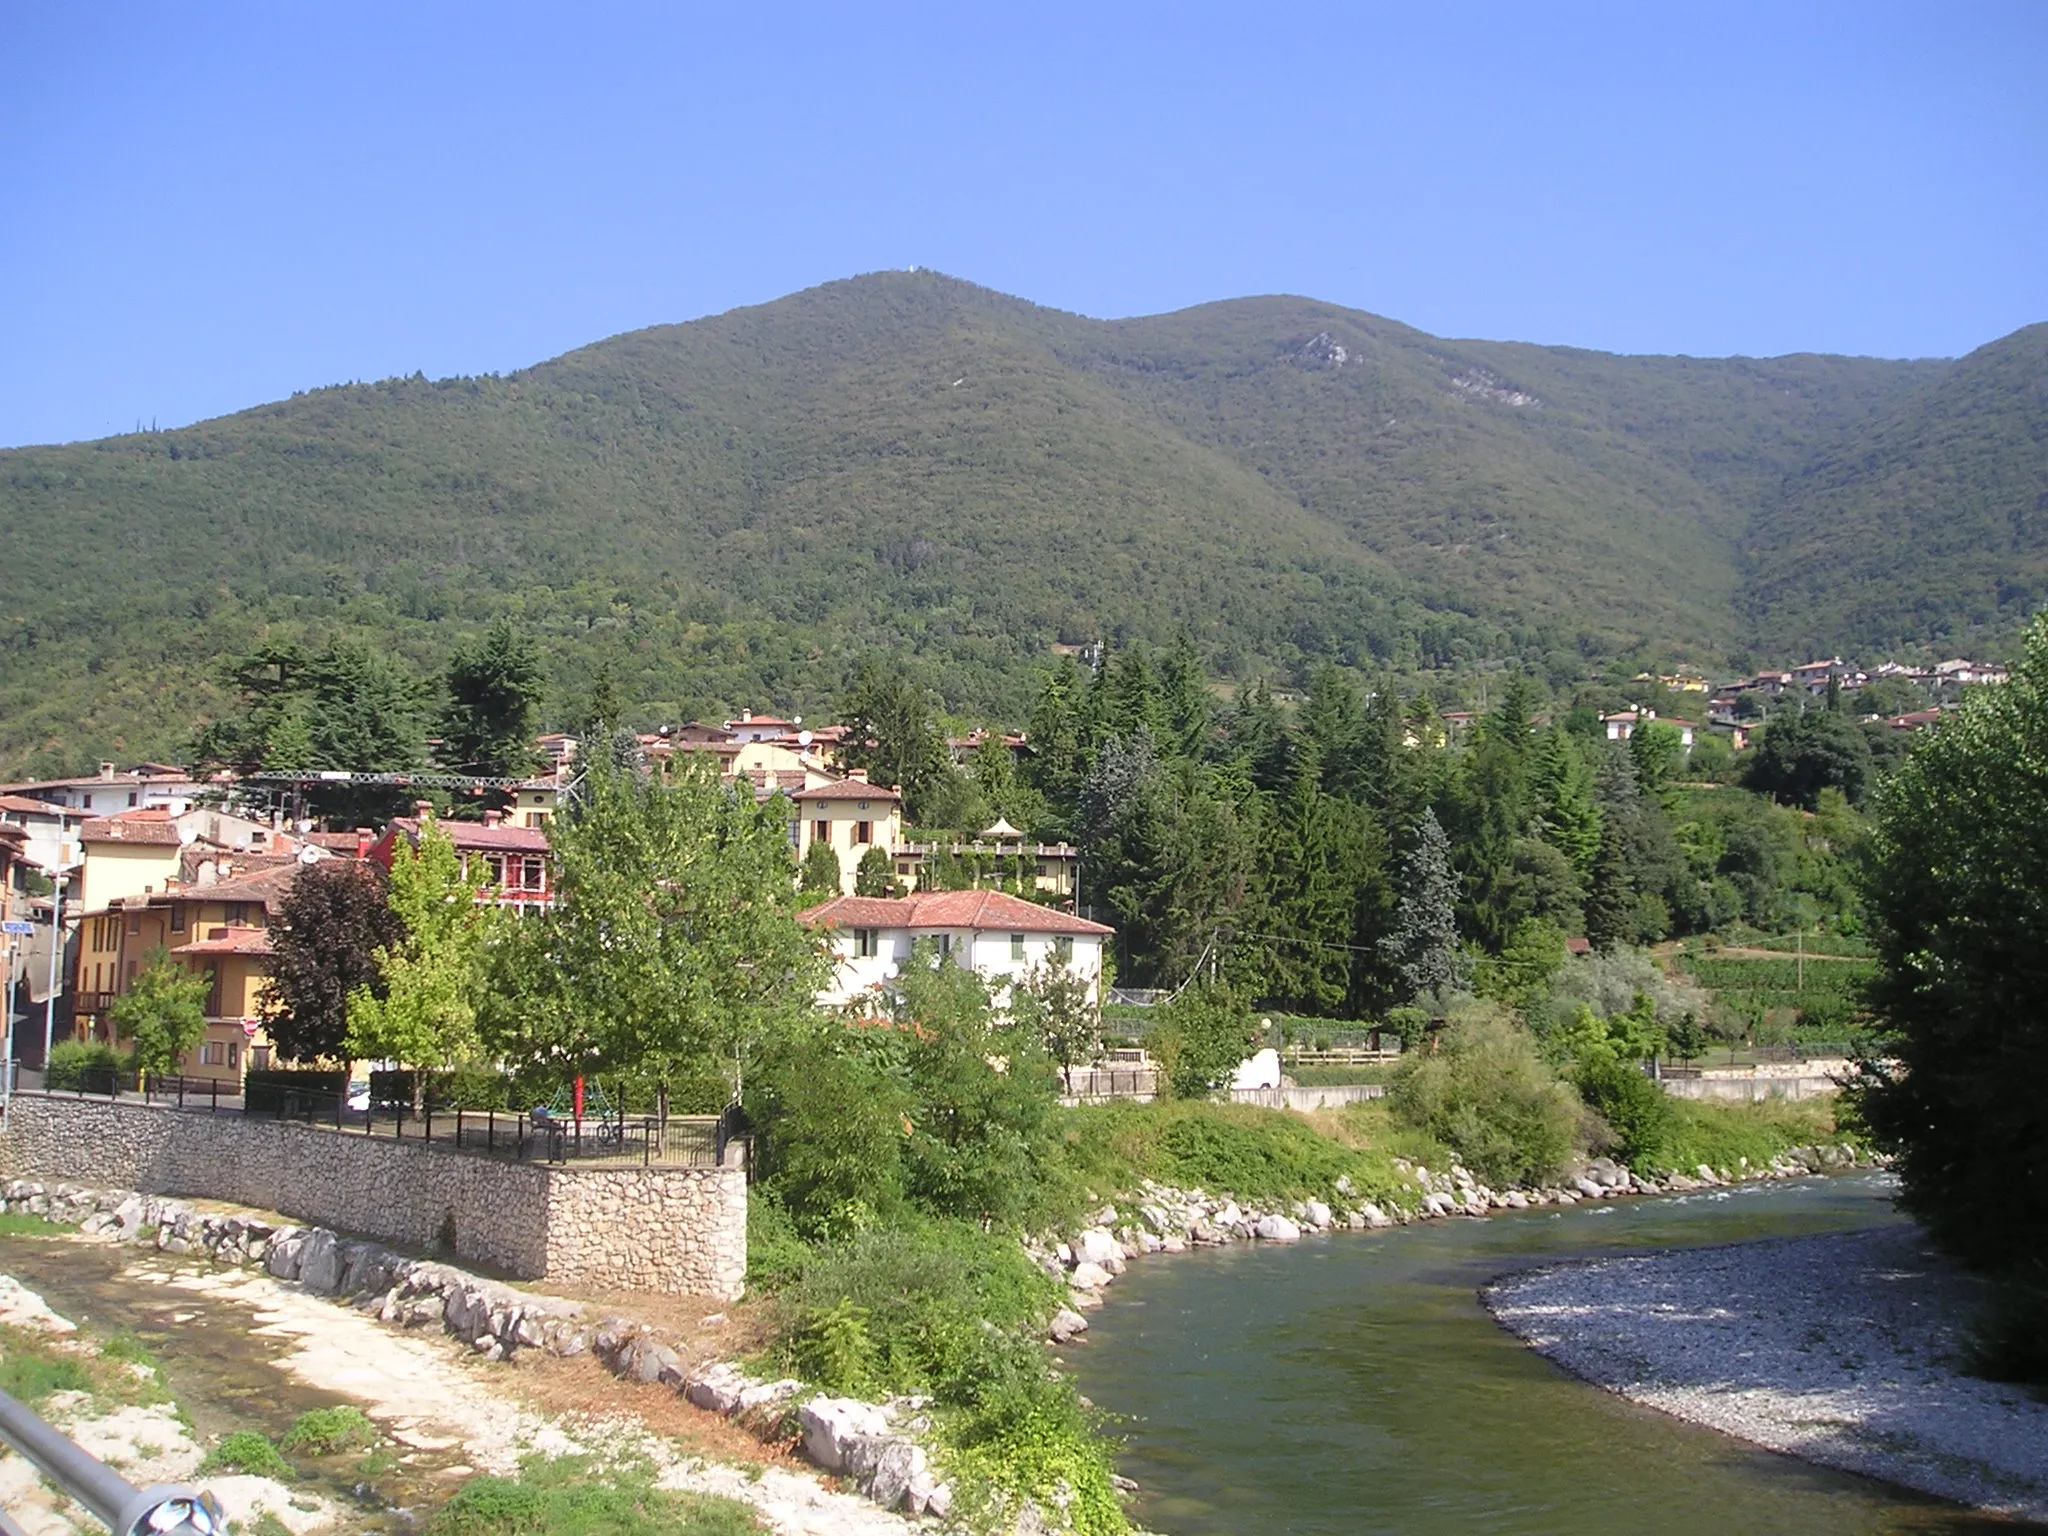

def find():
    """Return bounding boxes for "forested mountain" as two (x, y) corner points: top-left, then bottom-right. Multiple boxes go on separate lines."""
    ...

(1744, 322), (2048, 658)
(0, 271), (2033, 775)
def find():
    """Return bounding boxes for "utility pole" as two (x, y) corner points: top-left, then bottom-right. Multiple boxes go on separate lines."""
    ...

(42, 871), (68, 1072)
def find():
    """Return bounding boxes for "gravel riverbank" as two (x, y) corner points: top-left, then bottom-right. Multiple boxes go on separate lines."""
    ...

(1486, 1222), (2048, 1523)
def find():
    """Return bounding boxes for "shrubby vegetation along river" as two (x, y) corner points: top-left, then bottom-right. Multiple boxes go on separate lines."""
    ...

(1067, 1174), (2015, 1536)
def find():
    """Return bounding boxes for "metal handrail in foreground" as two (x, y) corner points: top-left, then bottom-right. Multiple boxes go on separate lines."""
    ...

(0, 1383), (223, 1534)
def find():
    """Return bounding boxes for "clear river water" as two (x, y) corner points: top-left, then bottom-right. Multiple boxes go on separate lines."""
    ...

(1065, 1173), (2024, 1536)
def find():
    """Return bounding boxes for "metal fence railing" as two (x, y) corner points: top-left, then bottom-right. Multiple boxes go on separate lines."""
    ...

(0, 1382), (221, 1535)
(10, 1067), (743, 1171)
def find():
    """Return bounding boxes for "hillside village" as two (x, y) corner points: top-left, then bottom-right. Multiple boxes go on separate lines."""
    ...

(0, 647), (2004, 1092)
(0, 708), (1108, 1087)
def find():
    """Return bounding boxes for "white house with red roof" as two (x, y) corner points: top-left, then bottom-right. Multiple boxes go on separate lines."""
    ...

(798, 889), (1114, 1010)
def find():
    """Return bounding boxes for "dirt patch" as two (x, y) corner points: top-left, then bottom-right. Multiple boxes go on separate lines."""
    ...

(515, 1349), (805, 1468)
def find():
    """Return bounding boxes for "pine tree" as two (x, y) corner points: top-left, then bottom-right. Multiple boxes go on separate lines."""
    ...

(854, 845), (901, 897)
(441, 619), (545, 779)
(1532, 730), (1602, 878)
(1584, 822), (1637, 952)
(1379, 809), (1461, 1005)
(1157, 633), (1215, 760)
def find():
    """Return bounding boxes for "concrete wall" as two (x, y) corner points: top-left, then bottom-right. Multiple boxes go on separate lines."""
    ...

(1229, 1084), (1386, 1111)
(1660, 1075), (1840, 1103)
(0, 1095), (746, 1299)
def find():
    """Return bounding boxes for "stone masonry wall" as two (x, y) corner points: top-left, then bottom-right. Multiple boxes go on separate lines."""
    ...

(0, 1096), (747, 1298)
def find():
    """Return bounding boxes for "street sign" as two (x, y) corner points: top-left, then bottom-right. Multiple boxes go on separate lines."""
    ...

(0, 921), (32, 935)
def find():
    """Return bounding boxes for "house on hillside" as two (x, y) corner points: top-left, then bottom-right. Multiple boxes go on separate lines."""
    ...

(791, 776), (903, 896)
(0, 763), (213, 819)
(367, 806), (553, 912)
(71, 863), (298, 1083)
(0, 794), (87, 877)
(798, 889), (1114, 1010)
(74, 807), (308, 915)
(1603, 709), (1695, 748)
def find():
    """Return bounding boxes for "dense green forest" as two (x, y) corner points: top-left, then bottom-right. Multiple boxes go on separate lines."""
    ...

(0, 270), (2039, 777)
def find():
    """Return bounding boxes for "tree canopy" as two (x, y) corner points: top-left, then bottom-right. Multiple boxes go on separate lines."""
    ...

(1858, 615), (2048, 1271)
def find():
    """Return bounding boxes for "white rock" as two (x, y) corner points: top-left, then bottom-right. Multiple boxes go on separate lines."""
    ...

(1068, 1261), (1113, 1291)
(1254, 1214), (1302, 1243)
(1048, 1308), (1090, 1344)
(798, 1396), (889, 1473)
(1303, 1200), (1333, 1230)
(1073, 1229), (1125, 1270)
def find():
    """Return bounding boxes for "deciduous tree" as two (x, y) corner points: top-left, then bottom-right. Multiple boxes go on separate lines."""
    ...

(264, 861), (401, 1064)
(345, 821), (497, 1110)
(111, 951), (210, 1080)
(1857, 616), (2048, 1270)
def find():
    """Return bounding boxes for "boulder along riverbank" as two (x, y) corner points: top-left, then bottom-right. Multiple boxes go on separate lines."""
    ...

(1486, 1223), (2048, 1524)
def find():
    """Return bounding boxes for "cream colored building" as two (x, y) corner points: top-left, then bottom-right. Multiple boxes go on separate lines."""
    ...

(791, 777), (904, 896)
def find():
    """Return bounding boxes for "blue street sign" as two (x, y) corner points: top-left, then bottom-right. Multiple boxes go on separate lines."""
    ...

(1, 921), (33, 935)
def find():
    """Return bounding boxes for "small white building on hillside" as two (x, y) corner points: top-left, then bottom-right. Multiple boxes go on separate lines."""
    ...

(798, 889), (1114, 1010)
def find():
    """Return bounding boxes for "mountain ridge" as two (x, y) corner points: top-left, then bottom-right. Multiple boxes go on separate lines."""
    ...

(0, 271), (2036, 776)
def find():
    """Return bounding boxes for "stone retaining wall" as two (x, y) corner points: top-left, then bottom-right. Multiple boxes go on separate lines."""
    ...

(0, 1095), (746, 1298)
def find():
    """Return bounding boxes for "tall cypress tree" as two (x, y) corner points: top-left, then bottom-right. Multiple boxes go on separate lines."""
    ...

(1380, 809), (1461, 1005)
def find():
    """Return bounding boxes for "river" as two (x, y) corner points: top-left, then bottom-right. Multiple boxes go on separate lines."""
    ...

(1066, 1173), (2020, 1536)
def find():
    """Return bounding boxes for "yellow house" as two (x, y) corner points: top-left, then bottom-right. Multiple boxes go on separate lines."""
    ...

(791, 777), (904, 896)
(72, 863), (296, 1083)
(74, 813), (186, 914)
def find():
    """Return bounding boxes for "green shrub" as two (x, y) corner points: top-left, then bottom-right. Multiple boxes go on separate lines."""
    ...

(763, 1221), (1125, 1534)
(201, 1430), (294, 1479)
(427, 1455), (762, 1536)
(280, 1405), (378, 1455)
(45, 1039), (129, 1091)
(1388, 1012), (1582, 1187)
(1573, 1056), (1677, 1168)
(743, 1195), (811, 1292)
(771, 1220), (1058, 1395)
(1150, 981), (1257, 1099)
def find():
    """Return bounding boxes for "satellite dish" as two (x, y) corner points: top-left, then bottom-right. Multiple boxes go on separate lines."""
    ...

(298, 845), (321, 866)
(882, 964), (900, 981)
(178, 827), (199, 845)
(797, 730), (813, 747)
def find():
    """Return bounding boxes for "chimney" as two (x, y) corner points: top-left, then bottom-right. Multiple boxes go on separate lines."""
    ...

(98, 762), (116, 781)
(414, 800), (434, 820)
(483, 809), (503, 826)
(741, 709), (753, 723)
(847, 768), (869, 784)
(356, 827), (373, 859)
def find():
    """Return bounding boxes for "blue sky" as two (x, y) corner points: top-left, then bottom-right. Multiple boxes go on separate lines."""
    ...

(1, 2), (2042, 448)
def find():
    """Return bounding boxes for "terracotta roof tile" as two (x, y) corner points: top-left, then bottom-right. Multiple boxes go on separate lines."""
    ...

(791, 780), (901, 803)
(81, 816), (185, 846)
(390, 817), (550, 854)
(172, 926), (274, 957)
(800, 889), (1112, 936)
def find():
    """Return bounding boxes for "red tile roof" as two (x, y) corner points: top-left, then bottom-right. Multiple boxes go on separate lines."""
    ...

(0, 794), (86, 819)
(389, 817), (551, 854)
(800, 889), (1112, 936)
(791, 780), (901, 803)
(81, 815), (185, 846)
(173, 926), (273, 957)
